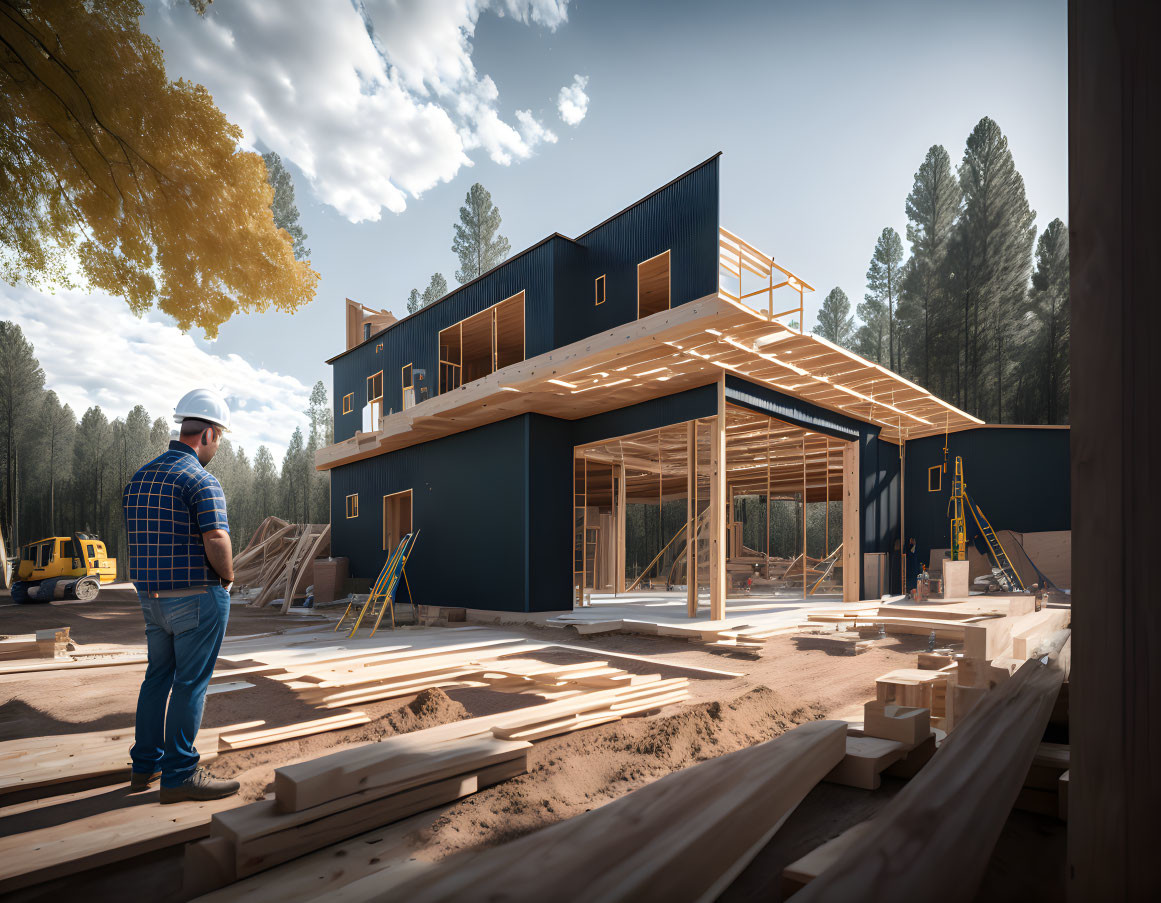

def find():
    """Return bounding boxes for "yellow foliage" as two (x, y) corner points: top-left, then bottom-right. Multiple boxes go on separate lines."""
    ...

(0, 0), (319, 336)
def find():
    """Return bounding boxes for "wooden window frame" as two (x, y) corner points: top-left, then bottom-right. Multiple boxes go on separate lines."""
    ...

(346, 493), (359, 519)
(636, 249), (671, 319)
(367, 370), (383, 403)
(342, 393), (353, 415)
(595, 274), (606, 306)
(382, 488), (414, 552)
(375, 343), (383, 353)
(928, 464), (942, 492)
(401, 363), (413, 409)
(437, 290), (525, 395)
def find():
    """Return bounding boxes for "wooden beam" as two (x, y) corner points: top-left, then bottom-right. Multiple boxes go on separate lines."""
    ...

(710, 376), (727, 620)
(1069, 2), (1161, 900)
(390, 720), (847, 902)
(842, 439), (859, 603)
(686, 420), (697, 617)
(615, 462), (627, 594)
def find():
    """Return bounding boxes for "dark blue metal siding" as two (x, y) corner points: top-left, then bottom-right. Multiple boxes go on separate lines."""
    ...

(329, 417), (529, 611)
(332, 241), (556, 443)
(861, 433), (902, 596)
(726, 376), (865, 442)
(903, 427), (1070, 585)
(552, 157), (720, 348)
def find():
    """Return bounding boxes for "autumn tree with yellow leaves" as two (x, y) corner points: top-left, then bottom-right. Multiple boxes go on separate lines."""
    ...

(0, 0), (318, 336)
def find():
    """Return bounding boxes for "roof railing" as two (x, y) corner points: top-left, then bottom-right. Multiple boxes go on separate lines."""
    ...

(718, 227), (815, 332)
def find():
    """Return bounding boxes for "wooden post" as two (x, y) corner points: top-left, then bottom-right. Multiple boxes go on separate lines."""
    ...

(1069, 2), (1161, 898)
(843, 440), (860, 603)
(709, 377), (726, 620)
(686, 421), (697, 617)
(765, 421), (771, 580)
(801, 436), (807, 600)
(615, 463), (627, 594)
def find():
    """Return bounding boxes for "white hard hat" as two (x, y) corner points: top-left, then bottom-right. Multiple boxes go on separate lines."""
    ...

(173, 387), (231, 432)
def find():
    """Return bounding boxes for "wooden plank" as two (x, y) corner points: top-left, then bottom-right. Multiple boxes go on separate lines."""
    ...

(229, 758), (527, 880)
(273, 734), (531, 813)
(824, 735), (908, 790)
(793, 636), (1068, 902)
(710, 375), (726, 620)
(390, 720), (847, 902)
(0, 794), (241, 893)
(782, 821), (875, 895)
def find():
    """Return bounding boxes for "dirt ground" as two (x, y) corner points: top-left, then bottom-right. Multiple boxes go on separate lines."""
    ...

(1, 595), (947, 901)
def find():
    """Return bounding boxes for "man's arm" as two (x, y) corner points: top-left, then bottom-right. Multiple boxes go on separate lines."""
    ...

(203, 528), (234, 584)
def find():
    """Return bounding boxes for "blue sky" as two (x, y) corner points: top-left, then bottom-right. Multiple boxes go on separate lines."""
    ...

(2, 0), (1067, 458)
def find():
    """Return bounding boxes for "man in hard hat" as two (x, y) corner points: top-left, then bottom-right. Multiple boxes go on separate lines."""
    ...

(121, 388), (240, 803)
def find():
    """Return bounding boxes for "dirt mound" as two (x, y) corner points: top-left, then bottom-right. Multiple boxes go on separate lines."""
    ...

(207, 688), (470, 801)
(412, 686), (825, 858)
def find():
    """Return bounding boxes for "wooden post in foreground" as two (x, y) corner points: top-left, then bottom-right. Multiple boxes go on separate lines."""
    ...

(686, 420), (698, 618)
(709, 376), (726, 621)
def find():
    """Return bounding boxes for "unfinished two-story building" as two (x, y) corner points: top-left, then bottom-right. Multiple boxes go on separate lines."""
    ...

(316, 154), (1071, 619)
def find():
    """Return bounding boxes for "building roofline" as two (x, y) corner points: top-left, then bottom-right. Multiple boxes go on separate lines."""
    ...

(326, 152), (724, 366)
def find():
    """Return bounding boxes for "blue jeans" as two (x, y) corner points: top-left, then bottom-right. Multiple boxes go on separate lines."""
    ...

(130, 586), (230, 787)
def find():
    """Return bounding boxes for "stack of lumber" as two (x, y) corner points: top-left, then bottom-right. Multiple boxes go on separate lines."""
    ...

(0, 626), (70, 662)
(547, 612), (800, 655)
(790, 635), (1069, 902)
(384, 720), (849, 903)
(231, 517), (331, 612)
(185, 732), (533, 894)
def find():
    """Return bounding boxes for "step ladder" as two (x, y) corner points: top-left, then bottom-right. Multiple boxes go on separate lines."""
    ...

(963, 491), (1026, 592)
(335, 530), (420, 637)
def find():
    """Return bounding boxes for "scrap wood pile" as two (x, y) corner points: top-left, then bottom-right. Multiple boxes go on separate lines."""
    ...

(232, 517), (330, 612)
(218, 625), (689, 726)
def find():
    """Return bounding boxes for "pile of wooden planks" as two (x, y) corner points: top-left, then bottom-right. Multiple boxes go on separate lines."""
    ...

(232, 517), (331, 612)
(185, 731), (533, 894)
(0, 626), (70, 662)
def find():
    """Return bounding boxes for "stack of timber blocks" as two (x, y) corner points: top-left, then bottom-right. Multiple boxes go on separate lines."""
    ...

(0, 627), (70, 662)
(824, 701), (938, 790)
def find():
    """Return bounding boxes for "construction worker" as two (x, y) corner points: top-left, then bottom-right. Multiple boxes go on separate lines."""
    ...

(122, 388), (240, 803)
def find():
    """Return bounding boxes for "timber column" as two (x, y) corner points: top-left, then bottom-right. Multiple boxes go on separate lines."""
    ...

(709, 375), (727, 620)
(686, 420), (698, 617)
(842, 439), (860, 603)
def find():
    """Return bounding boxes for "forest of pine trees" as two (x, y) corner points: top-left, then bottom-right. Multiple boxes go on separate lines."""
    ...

(813, 117), (1070, 425)
(0, 320), (331, 574)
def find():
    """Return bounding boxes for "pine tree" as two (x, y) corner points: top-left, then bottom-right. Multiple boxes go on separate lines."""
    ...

(854, 296), (888, 363)
(39, 392), (74, 537)
(0, 322), (45, 547)
(813, 287), (855, 347)
(74, 407), (111, 534)
(407, 273), (448, 314)
(898, 145), (962, 389)
(1028, 218), (1070, 423)
(951, 117), (1037, 420)
(262, 151), (310, 261)
(865, 227), (905, 371)
(452, 184), (510, 284)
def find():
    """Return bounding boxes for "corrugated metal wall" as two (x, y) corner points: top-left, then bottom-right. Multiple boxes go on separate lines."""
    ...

(903, 427), (1070, 587)
(332, 241), (557, 443)
(331, 155), (721, 444)
(553, 157), (721, 348)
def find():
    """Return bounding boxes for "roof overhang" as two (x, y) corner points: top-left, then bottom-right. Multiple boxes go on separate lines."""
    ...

(316, 293), (981, 471)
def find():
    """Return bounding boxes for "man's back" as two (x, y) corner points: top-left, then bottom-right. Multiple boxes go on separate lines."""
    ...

(123, 441), (229, 592)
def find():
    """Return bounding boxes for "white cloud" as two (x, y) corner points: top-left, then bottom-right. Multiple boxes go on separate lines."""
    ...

(2, 284), (312, 461)
(557, 73), (590, 126)
(142, 0), (571, 223)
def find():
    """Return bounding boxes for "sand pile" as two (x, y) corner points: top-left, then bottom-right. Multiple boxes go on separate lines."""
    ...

(207, 688), (470, 800)
(412, 686), (826, 859)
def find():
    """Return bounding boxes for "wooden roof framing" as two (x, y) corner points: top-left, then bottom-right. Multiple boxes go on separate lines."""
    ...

(316, 293), (979, 472)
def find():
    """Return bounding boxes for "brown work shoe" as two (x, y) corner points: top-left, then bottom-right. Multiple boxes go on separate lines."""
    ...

(129, 769), (161, 790)
(159, 767), (240, 804)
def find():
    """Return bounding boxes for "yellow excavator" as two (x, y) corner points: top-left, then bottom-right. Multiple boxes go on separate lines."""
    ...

(10, 533), (117, 603)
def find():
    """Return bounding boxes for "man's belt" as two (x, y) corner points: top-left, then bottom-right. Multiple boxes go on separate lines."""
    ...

(145, 585), (212, 599)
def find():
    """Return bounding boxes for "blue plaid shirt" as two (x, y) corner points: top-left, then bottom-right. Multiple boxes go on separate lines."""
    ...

(122, 441), (230, 592)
